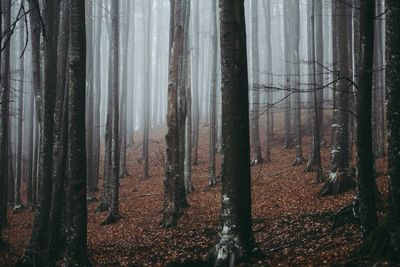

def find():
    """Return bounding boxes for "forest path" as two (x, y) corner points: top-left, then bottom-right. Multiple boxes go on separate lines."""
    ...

(1, 125), (389, 266)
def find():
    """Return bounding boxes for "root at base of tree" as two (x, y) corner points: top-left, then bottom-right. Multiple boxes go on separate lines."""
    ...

(13, 204), (25, 214)
(352, 218), (400, 264)
(101, 212), (121, 225)
(95, 201), (110, 212)
(330, 198), (360, 229)
(161, 210), (183, 228)
(209, 241), (263, 267)
(87, 194), (97, 203)
(292, 156), (305, 166)
(208, 174), (221, 187)
(318, 172), (354, 196)
(250, 158), (264, 166)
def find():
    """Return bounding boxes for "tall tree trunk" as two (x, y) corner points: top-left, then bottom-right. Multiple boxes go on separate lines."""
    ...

(103, 0), (121, 225)
(93, 0), (103, 191)
(182, 0), (193, 193)
(27, 0), (42, 211)
(250, 0), (263, 164)
(120, 0), (130, 179)
(319, 0), (353, 196)
(142, 0), (153, 180)
(86, 0), (96, 201)
(356, 0), (378, 238)
(0, 0), (10, 244)
(315, 0), (324, 143)
(192, 0), (200, 166)
(385, 0), (400, 259)
(48, 0), (70, 262)
(22, 0), (61, 264)
(263, 0), (272, 163)
(212, 0), (255, 265)
(163, 0), (187, 228)
(65, 0), (89, 264)
(305, 0), (324, 183)
(209, 0), (218, 186)
(14, 13), (25, 211)
(292, 0), (304, 166)
(97, 8), (113, 213)
(283, 0), (293, 149)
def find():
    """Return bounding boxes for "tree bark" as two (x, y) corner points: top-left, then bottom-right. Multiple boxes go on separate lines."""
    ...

(356, 0), (378, 238)
(0, 0), (10, 244)
(385, 0), (400, 259)
(103, 0), (121, 225)
(212, 0), (256, 265)
(65, 0), (89, 264)
(163, 0), (187, 227)
(250, 0), (263, 164)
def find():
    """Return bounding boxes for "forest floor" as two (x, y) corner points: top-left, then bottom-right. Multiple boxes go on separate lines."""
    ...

(0, 116), (390, 267)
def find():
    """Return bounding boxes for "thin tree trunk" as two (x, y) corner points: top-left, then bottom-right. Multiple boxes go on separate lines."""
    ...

(250, 0), (263, 164)
(103, 0), (121, 225)
(209, 0), (218, 186)
(14, 14), (25, 211)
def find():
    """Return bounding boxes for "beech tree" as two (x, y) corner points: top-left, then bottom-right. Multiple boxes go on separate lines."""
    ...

(103, 0), (121, 225)
(64, 0), (89, 264)
(21, 0), (61, 264)
(0, 0), (11, 247)
(212, 0), (256, 264)
(319, 0), (353, 196)
(163, 0), (188, 227)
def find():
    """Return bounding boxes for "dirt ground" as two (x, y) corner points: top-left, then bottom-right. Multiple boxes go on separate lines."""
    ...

(0, 117), (390, 266)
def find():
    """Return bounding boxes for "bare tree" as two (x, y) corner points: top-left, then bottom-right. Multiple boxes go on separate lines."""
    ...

(103, 0), (121, 225)
(14, 5), (25, 212)
(319, 0), (353, 196)
(209, 0), (219, 186)
(21, 0), (61, 264)
(163, 0), (188, 227)
(212, 0), (256, 264)
(65, 0), (89, 264)
(305, 0), (323, 182)
(142, 0), (153, 180)
(250, 0), (263, 164)
(0, 0), (11, 247)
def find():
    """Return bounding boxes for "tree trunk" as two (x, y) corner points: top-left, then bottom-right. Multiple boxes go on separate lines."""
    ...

(263, 0), (272, 163)
(103, 0), (121, 225)
(142, 0), (153, 180)
(291, 0), (304, 166)
(0, 0), (10, 244)
(192, 0), (200, 166)
(384, 0), (400, 259)
(86, 0), (96, 201)
(14, 12), (25, 211)
(305, 0), (323, 183)
(209, 0), (218, 186)
(163, 0), (187, 228)
(250, 0), (263, 164)
(48, 0), (70, 262)
(212, 0), (255, 265)
(93, 0), (103, 191)
(356, 0), (378, 238)
(19, 0), (60, 265)
(65, 0), (89, 264)
(319, 0), (353, 196)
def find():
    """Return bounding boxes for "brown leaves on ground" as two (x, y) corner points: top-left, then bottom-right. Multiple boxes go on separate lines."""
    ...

(0, 126), (389, 266)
